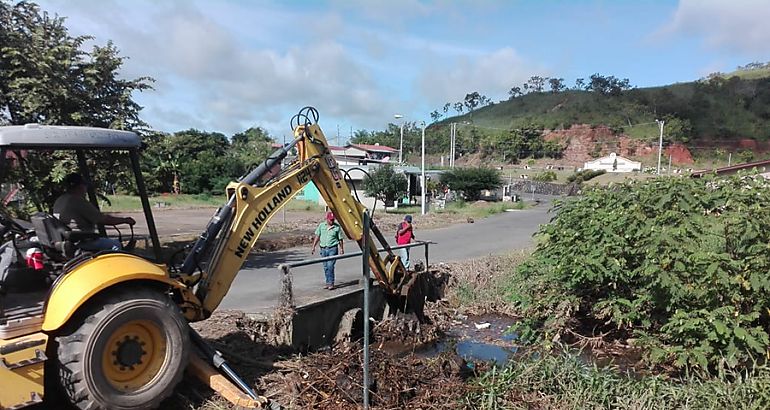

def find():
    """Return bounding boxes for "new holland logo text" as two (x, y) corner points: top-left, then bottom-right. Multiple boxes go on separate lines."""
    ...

(234, 185), (292, 258)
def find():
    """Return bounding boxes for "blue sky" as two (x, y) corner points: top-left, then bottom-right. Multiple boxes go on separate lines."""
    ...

(36, 0), (770, 140)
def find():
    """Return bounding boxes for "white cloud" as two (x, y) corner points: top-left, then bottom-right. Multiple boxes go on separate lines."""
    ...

(661, 0), (770, 55)
(415, 47), (546, 106)
(36, 0), (545, 136)
(37, 1), (399, 135)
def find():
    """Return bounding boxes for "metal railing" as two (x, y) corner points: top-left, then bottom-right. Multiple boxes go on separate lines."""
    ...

(278, 240), (433, 269)
(276, 240), (434, 309)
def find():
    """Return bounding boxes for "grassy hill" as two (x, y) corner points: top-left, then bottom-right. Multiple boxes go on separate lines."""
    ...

(446, 74), (770, 143)
(353, 66), (770, 164)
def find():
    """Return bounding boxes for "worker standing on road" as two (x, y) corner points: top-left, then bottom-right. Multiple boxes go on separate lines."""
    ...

(395, 215), (415, 269)
(311, 211), (344, 289)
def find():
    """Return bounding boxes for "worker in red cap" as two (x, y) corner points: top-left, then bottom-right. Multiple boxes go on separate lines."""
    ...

(311, 210), (345, 289)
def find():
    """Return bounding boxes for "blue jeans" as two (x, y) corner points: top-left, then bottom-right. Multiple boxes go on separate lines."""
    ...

(399, 247), (410, 269)
(79, 237), (122, 252)
(320, 246), (338, 285)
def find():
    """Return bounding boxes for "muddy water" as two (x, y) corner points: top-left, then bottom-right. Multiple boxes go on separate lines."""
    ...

(377, 313), (519, 366)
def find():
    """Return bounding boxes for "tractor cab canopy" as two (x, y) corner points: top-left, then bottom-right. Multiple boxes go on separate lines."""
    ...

(0, 124), (161, 260)
(0, 124), (142, 150)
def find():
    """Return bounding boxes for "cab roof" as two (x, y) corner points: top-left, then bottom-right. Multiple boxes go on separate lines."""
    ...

(0, 124), (141, 150)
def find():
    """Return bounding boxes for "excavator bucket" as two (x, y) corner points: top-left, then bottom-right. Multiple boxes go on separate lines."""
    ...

(384, 264), (448, 323)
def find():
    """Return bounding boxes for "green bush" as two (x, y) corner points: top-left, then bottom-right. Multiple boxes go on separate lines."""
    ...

(511, 173), (770, 372)
(441, 167), (502, 201)
(532, 170), (557, 182)
(566, 169), (606, 183)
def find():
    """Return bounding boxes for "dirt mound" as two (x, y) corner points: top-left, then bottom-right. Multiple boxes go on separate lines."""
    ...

(544, 124), (656, 165)
(665, 143), (694, 165)
(542, 124), (705, 167)
(454, 152), (484, 167)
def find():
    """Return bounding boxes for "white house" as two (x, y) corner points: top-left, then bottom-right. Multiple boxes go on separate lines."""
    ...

(349, 143), (398, 163)
(329, 145), (368, 166)
(583, 152), (641, 173)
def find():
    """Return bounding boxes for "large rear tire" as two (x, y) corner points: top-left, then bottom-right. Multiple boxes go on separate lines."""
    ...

(55, 287), (189, 410)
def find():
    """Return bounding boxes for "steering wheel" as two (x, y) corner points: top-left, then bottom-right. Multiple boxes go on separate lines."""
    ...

(109, 224), (136, 251)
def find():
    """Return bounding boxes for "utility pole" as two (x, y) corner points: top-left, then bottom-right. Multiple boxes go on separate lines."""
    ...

(668, 154), (672, 175)
(453, 122), (457, 168)
(449, 123), (453, 168)
(421, 122), (426, 216)
(450, 122), (457, 168)
(655, 119), (665, 175)
(336, 124), (340, 146)
(394, 114), (404, 163)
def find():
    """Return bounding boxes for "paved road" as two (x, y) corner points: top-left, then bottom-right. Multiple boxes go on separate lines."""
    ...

(219, 204), (553, 313)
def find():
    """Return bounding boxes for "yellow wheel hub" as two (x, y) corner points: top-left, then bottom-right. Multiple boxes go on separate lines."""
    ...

(102, 319), (166, 392)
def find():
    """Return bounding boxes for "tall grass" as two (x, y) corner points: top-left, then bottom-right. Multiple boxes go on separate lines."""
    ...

(465, 352), (770, 409)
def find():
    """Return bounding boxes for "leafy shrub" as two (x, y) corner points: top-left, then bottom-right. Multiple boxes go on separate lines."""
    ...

(441, 167), (502, 201)
(363, 165), (408, 206)
(511, 173), (770, 372)
(566, 169), (606, 183)
(532, 170), (557, 182)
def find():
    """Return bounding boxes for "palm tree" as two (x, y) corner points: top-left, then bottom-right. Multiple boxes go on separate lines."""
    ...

(155, 153), (181, 194)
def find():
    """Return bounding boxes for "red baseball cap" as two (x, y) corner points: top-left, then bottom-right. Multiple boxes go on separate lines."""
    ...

(326, 211), (335, 221)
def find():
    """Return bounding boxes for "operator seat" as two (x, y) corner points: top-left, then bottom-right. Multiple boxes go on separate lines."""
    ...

(30, 212), (99, 259)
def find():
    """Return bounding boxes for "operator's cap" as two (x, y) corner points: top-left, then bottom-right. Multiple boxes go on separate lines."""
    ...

(326, 211), (335, 222)
(405, 215), (413, 223)
(63, 173), (89, 189)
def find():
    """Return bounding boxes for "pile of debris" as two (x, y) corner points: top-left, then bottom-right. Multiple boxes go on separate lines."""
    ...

(259, 342), (483, 409)
(176, 258), (527, 409)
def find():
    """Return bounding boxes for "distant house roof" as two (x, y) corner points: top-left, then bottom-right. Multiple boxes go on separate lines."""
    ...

(691, 159), (770, 178)
(271, 142), (283, 149)
(349, 143), (398, 153)
(331, 145), (367, 158)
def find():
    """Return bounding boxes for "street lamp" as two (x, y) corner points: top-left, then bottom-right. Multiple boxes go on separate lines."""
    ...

(394, 114), (404, 163)
(655, 119), (665, 175)
(420, 121), (426, 216)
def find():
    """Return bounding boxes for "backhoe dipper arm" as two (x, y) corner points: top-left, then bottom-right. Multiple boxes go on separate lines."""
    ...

(181, 108), (412, 319)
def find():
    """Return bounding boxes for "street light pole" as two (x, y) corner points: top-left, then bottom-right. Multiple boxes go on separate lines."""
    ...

(656, 119), (665, 175)
(394, 114), (404, 163)
(449, 122), (457, 168)
(421, 121), (426, 216)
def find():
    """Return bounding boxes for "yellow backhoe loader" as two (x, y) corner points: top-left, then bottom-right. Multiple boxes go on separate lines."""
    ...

(0, 107), (427, 409)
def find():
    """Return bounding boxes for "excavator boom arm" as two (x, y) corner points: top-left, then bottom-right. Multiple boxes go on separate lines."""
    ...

(181, 108), (411, 319)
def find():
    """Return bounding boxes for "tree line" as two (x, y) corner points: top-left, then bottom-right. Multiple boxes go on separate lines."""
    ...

(0, 0), (277, 208)
(429, 74), (635, 123)
(351, 121), (564, 164)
